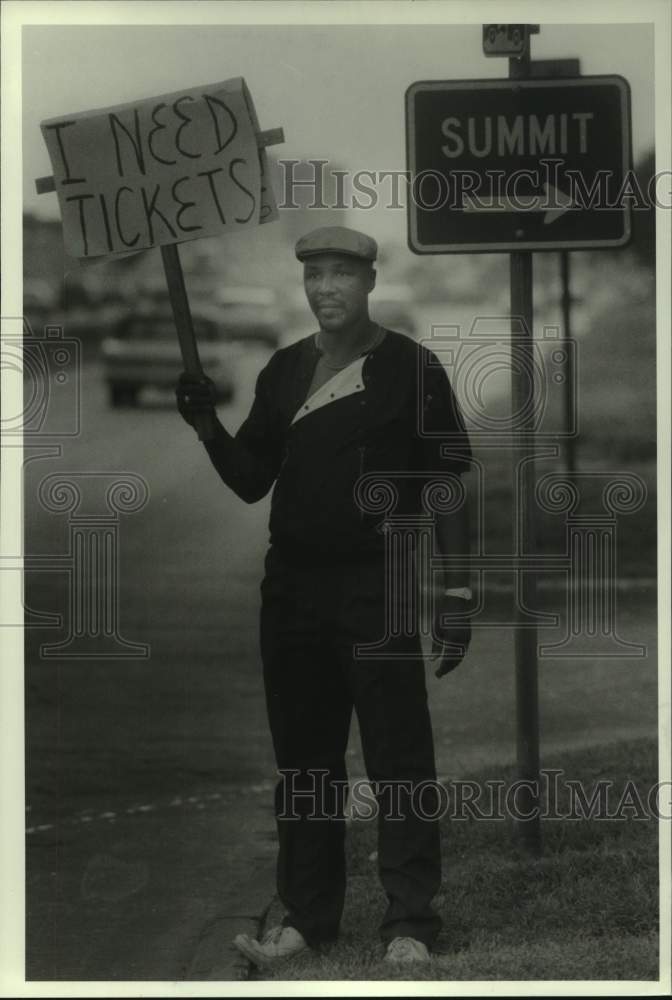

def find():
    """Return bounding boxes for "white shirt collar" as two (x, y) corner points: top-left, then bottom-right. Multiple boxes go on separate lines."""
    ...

(291, 356), (366, 425)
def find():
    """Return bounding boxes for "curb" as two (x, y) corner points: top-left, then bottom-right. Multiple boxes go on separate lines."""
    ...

(185, 859), (276, 981)
(422, 578), (658, 595)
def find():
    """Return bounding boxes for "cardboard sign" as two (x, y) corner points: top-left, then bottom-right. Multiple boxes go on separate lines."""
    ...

(40, 77), (277, 259)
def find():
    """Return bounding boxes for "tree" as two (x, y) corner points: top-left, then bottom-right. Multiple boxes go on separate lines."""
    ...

(630, 148), (655, 270)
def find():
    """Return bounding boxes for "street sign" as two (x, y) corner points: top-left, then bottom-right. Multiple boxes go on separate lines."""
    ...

(405, 75), (632, 253)
(483, 24), (539, 57)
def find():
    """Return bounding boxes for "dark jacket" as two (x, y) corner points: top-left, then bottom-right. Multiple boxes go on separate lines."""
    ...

(205, 329), (471, 563)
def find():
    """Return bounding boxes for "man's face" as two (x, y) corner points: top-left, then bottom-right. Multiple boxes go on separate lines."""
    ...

(303, 253), (376, 333)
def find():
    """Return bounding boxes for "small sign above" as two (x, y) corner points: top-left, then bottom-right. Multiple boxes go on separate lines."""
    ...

(482, 24), (539, 57)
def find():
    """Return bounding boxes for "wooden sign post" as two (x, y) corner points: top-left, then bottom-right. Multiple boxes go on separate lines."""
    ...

(160, 242), (215, 440)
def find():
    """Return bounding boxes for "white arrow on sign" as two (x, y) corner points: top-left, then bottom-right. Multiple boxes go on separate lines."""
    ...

(463, 183), (575, 224)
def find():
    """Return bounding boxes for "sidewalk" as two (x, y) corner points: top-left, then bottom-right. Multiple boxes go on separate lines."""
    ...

(26, 784), (277, 981)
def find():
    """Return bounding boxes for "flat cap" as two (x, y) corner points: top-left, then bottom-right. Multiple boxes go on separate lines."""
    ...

(295, 226), (378, 262)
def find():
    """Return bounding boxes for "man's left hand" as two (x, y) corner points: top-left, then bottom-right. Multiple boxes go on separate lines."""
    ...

(430, 594), (472, 678)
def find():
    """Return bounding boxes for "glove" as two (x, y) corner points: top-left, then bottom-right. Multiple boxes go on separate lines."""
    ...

(176, 372), (217, 429)
(430, 594), (472, 678)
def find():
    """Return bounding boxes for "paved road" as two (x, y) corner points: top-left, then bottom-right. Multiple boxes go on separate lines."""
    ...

(24, 347), (280, 979)
(23, 342), (657, 980)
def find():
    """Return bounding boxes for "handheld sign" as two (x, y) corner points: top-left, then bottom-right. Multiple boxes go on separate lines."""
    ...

(405, 75), (632, 253)
(40, 77), (278, 260)
(37, 77), (284, 441)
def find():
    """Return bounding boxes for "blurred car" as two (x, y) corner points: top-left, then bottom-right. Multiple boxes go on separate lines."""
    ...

(370, 284), (418, 338)
(213, 286), (282, 348)
(23, 278), (59, 331)
(100, 306), (235, 408)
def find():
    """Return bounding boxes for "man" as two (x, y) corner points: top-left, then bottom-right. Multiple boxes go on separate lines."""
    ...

(176, 226), (473, 966)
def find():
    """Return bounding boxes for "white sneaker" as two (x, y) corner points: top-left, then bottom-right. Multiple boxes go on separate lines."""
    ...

(384, 936), (431, 964)
(233, 924), (308, 966)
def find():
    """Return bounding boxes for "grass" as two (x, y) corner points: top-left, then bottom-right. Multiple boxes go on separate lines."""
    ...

(254, 738), (659, 981)
(458, 289), (658, 579)
(465, 448), (656, 580)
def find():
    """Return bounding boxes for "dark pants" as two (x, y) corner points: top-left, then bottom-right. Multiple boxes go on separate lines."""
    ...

(259, 548), (442, 948)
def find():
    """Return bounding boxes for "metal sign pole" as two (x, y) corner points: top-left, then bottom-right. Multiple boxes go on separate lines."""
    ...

(509, 40), (542, 853)
(560, 250), (577, 484)
(530, 58), (583, 492)
(406, 30), (632, 854)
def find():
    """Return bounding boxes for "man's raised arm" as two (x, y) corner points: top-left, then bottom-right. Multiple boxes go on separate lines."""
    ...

(176, 361), (283, 504)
